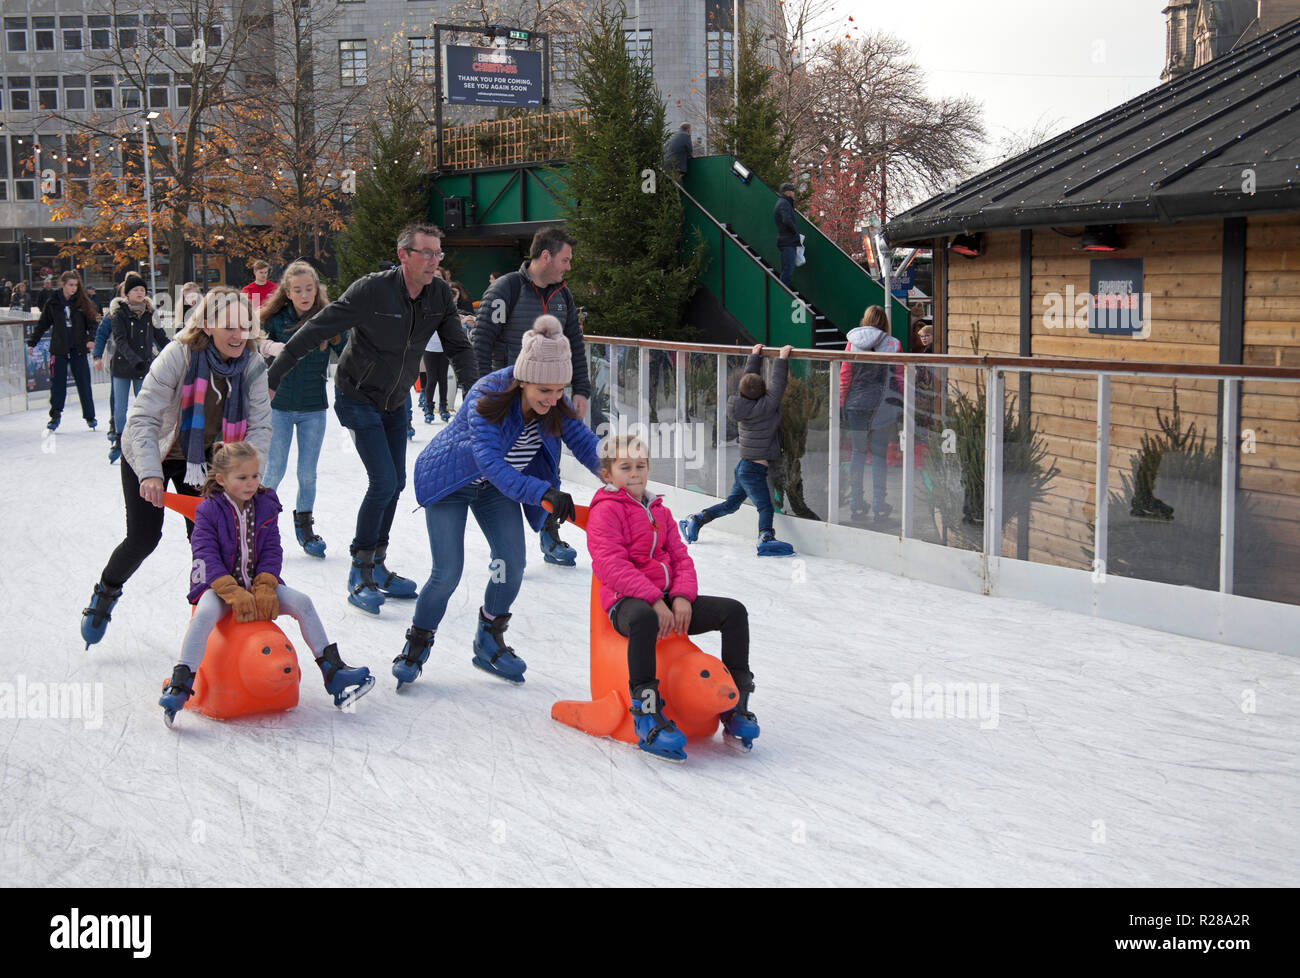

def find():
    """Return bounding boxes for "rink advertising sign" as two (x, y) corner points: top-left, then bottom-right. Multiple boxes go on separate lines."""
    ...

(444, 44), (543, 107)
(1089, 258), (1145, 335)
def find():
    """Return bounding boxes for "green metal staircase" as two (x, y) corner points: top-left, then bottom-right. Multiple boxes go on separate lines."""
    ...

(681, 156), (909, 349)
(428, 155), (908, 348)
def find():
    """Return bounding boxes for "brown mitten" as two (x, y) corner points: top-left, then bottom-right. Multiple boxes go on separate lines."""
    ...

(210, 574), (257, 623)
(251, 572), (280, 621)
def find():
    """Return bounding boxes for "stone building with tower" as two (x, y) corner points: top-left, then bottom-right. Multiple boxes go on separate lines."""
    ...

(1163, 0), (1300, 81)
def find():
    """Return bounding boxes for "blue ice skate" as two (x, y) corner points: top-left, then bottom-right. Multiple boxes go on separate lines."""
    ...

(317, 644), (375, 709)
(347, 550), (386, 615)
(756, 529), (795, 557)
(81, 580), (123, 649)
(539, 526), (577, 566)
(293, 510), (327, 558)
(720, 687), (760, 751)
(373, 544), (417, 598)
(630, 681), (687, 762)
(159, 664), (196, 727)
(472, 609), (527, 684)
(392, 626), (435, 691)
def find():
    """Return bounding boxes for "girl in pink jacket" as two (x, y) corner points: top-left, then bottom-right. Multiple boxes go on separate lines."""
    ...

(585, 435), (758, 760)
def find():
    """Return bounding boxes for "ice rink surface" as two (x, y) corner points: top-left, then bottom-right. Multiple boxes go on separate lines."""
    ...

(2, 403), (1297, 886)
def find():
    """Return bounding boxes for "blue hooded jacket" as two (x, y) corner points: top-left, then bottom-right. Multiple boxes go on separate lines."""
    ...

(413, 367), (602, 530)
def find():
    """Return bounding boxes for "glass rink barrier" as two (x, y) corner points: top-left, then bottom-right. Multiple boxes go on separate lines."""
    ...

(579, 338), (1300, 653)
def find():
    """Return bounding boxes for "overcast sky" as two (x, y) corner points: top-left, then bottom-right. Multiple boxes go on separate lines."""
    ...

(837, 0), (1169, 166)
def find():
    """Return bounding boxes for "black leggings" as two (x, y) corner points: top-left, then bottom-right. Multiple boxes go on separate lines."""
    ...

(100, 458), (200, 589)
(611, 595), (751, 691)
(422, 351), (450, 413)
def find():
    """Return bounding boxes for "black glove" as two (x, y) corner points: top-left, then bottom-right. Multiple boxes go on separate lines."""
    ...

(542, 488), (575, 525)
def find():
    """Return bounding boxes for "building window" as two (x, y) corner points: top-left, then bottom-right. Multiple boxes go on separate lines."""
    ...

(34, 16), (55, 51)
(8, 76), (31, 112)
(5, 17), (27, 53)
(624, 28), (652, 66)
(147, 73), (170, 108)
(205, 24), (223, 47)
(340, 40), (367, 87)
(146, 14), (168, 47)
(409, 37), (436, 81)
(177, 84), (192, 107)
(62, 15), (83, 51)
(93, 75), (114, 109)
(173, 14), (193, 49)
(37, 76), (58, 111)
(120, 84), (142, 109)
(37, 135), (63, 198)
(117, 14), (138, 49)
(89, 15), (111, 50)
(64, 75), (87, 111)
(66, 134), (90, 196)
(12, 136), (35, 200)
(706, 30), (733, 77)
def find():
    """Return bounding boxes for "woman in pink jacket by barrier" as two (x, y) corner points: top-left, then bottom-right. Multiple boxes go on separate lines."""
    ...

(585, 434), (758, 761)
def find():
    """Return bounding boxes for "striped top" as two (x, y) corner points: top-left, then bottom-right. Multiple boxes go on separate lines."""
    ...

(474, 419), (542, 485)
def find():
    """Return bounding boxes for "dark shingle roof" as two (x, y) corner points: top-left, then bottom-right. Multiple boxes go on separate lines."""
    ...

(886, 17), (1300, 245)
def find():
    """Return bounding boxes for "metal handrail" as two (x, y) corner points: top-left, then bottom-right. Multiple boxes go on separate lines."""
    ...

(581, 335), (1300, 380)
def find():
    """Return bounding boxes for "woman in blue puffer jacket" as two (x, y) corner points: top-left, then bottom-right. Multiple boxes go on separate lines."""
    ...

(393, 316), (602, 690)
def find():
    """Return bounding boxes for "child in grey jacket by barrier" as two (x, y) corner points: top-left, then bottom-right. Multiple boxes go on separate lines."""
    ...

(679, 344), (797, 557)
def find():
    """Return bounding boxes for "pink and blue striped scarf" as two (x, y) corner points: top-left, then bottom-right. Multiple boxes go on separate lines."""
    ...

(178, 345), (249, 486)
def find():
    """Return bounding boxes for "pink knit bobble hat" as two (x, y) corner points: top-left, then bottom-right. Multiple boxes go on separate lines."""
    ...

(514, 315), (572, 385)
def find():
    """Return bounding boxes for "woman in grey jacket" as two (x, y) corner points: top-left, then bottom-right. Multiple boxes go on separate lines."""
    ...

(81, 287), (272, 648)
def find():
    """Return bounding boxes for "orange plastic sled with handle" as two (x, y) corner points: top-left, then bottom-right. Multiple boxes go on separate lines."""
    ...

(549, 503), (741, 744)
(163, 492), (302, 718)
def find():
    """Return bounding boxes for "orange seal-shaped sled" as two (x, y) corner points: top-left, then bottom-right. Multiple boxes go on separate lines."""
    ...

(164, 492), (302, 719)
(549, 505), (740, 744)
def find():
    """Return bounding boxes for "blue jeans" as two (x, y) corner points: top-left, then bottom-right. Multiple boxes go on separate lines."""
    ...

(847, 409), (892, 511)
(701, 459), (775, 534)
(264, 408), (327, 511)
(50, 353), (95, 422)
(412, 482), (527, 631)
(333, 390), (408, 552)
(111, 376), (143, 437)
(778, 245), (797, 287)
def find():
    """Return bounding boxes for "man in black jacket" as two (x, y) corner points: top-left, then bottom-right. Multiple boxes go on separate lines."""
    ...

(773, 182), (800, 287)
(267, 224), (476, 614)
(472, 226), (590, 565)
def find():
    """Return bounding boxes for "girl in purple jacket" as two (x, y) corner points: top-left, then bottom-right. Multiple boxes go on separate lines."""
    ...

(586, 435), (758, 761)
(158, 442), (373, 724)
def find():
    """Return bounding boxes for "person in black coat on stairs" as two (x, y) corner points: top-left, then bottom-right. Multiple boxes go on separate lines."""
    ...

(773, 183), (801, 288)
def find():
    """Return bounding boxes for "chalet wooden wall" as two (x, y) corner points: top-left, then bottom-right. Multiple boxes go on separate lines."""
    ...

(938, 218), (1300, 604)
(1238, 213), (1300, 602)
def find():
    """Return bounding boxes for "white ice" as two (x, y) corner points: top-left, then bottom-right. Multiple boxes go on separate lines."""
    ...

(1, 402), (1297, 887)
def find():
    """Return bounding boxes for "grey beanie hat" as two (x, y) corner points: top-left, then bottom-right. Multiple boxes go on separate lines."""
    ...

(514, 315), (572, 385)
